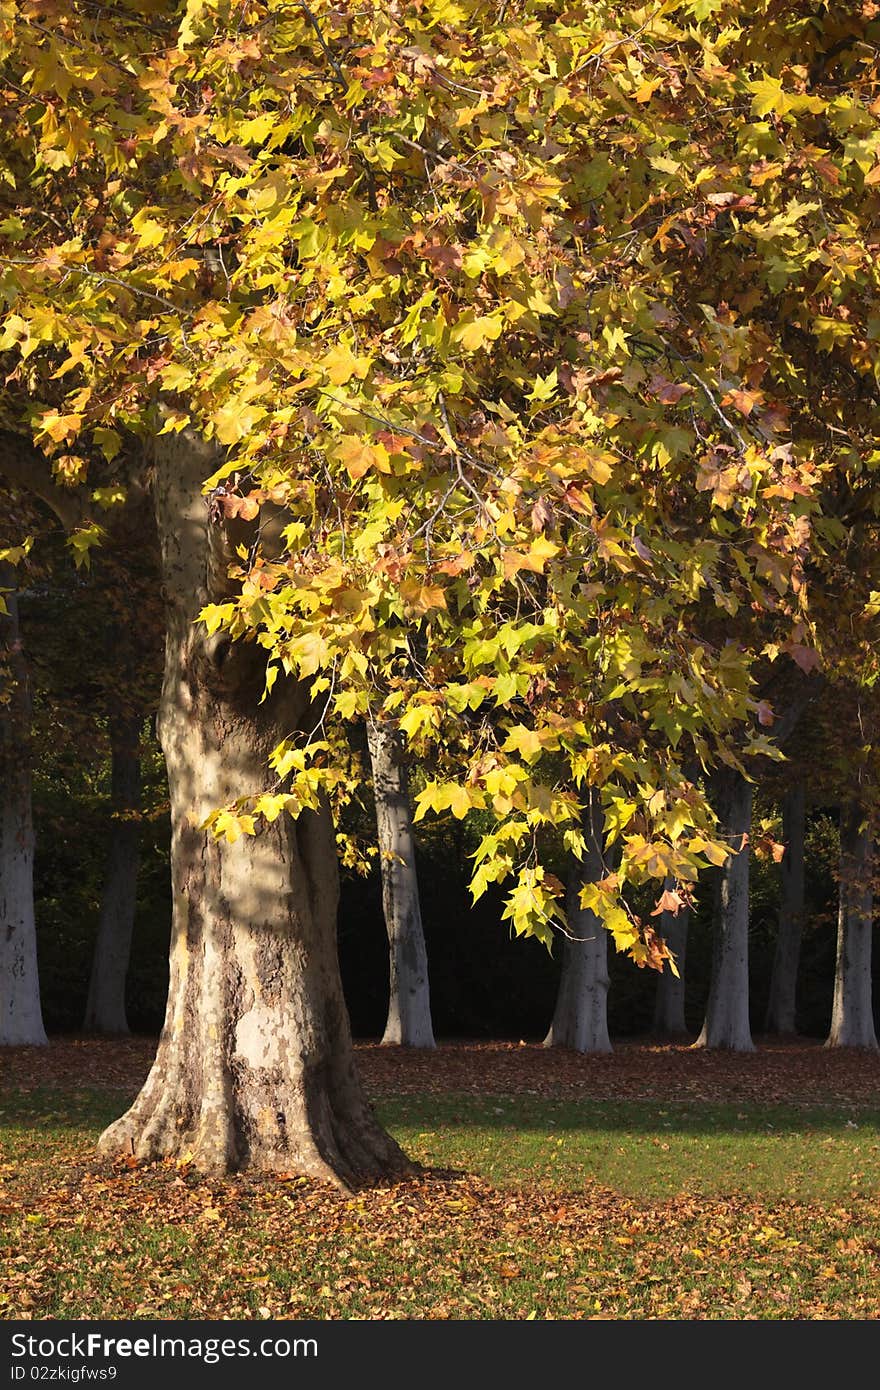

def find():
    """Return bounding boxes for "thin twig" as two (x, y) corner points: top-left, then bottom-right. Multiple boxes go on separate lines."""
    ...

(297, 2), (347, 92)
(682, 365), (751, 456)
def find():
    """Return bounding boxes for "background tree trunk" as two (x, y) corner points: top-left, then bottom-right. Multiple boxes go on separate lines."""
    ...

(544, 789), (611, 1053)
(652, 878), (690, 1039)
(98, 436), (413, 1183)
(826, 802), (877, 1049)
(695, 768), (755, 1051)
(367, 723), (435, 1048)
(764, 780), (806, 1036)
(0, 563), (47, 1046)
(83, 713), (142, 1035)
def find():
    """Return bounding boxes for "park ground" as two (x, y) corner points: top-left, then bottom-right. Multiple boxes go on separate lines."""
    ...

(1, 1038), (879, 1320)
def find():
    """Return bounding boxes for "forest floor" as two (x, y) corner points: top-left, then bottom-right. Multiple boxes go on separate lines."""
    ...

(1, 1037), (879, 1320)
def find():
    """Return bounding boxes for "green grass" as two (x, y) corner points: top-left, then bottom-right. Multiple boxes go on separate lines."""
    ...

(1, 1086), (879, 1319)
(379, 1093), (880, 1201)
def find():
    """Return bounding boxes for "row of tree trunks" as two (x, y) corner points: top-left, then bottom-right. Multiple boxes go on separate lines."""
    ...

(544, 775), (877, 1054)
(0, 563), (46, 1046)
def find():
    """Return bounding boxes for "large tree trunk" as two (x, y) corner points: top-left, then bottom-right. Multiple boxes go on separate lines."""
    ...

(97, 437), (413, 1184)
(544, 790), (611, 1053)
(695, 768), (755, 1051)
(367, 723), (435, 1048)
(83, 713), (142, 1035)
(0, 564), (47, 1046)
(826, 802), (877, 1049)
(764, 781), (806, 1036)
(652, 879), (690, 1039)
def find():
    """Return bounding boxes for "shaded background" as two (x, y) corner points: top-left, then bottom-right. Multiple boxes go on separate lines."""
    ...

(29, 718), (877, 1040)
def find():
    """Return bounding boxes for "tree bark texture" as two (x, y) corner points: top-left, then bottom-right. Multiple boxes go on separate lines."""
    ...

(367, 723), (435, 1048)
(826, 802), (877, 1049)
(695, 768), (755, 1051)
(764, 781), (806, 1036)
(544, 789), (611, 1053)
(0, 564), (47, 1046)
(652, 878), (690, 1039)
(83, 713), (143, 1035)
(97, 436), (413, 1183)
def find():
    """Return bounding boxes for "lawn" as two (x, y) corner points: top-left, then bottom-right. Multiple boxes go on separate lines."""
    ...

(1, 1039), (878, 1320)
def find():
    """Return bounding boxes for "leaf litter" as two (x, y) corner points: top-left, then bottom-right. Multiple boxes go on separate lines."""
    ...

(1, 1038), (878, 1320)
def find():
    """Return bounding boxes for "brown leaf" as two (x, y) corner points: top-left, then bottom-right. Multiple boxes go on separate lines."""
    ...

(647, 372), (691, 405)
(422, 241), (464, 273)
(787, 643), (821, 674)
(756, 700), (775, 727)
(530, 497), (554, 533)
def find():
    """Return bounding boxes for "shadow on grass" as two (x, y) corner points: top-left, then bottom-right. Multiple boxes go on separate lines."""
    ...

(376, 1092), (880, 1136)
(0, 1088), (128, 1132)
(2, 1086), (879, 1139)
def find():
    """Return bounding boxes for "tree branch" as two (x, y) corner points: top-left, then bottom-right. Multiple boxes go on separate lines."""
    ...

(0, 431), (91, 530)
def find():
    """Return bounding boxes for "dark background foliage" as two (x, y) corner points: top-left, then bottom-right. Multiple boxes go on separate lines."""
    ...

(29, 717), (878, 1040)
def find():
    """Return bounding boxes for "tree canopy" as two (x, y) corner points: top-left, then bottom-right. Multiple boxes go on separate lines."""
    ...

(2, 0), (880, 966)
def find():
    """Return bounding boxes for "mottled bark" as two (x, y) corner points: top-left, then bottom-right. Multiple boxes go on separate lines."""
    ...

(695, 768), (755, 1051)
(652, 878), (690, 1039)
(98, 436), (413, 1183)
(83, 714), (142, 1035)
(765, 781), (806, 1036)
(826, 803), (877, 1050)
(0, 564), (47, 1046)
(544, 790), (611, 1053)
(367, 723), (435, 1048)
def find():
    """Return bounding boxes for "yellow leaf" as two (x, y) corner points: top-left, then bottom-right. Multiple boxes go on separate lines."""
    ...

(288, 630), (329, 677)
(400, 580), (447, 614)
(92, 427), (122, 461)
(211, 810), (257, 844)
(321, 343), (368, 386)
(214, 402), (264, 446)
(749, 76), (792, 118)
(253, 793), (288, 823)
(503, 726), (544, 762)
(502, 536), (559, 578)
(334, 435), (391, 480)
(131, 213), (168, 249)
(37, 411), (82, 445)
(199, 602), (235, 636)
(688, 836), (729, 867)
(452, 314), (504, 352)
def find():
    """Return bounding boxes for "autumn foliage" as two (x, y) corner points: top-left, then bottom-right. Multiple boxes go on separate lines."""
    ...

(2, 0), (880, 964)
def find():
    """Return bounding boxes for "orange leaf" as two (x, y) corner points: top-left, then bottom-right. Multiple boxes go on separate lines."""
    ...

(334, 436), (390, 480)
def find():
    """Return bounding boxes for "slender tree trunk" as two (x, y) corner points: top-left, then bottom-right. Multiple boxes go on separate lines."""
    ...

(764, 781), (806, 1035)
(826, 802), (877, 1049)
(367, 723), (435, 1048)
(544, 790), (611, 1053)
(695, 768), (755, 1051)
(97, 436), (413, 1183)
(0, 564), (47, 1046)
(652, 878), (690, 1039)
(83, 714), (142, 1035)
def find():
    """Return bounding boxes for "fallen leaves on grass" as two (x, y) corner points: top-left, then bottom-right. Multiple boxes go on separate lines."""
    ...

(2, 1037), (879, 1108)
(0, 1133), (879, 1320)
(1, 1040), (879, 1321)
